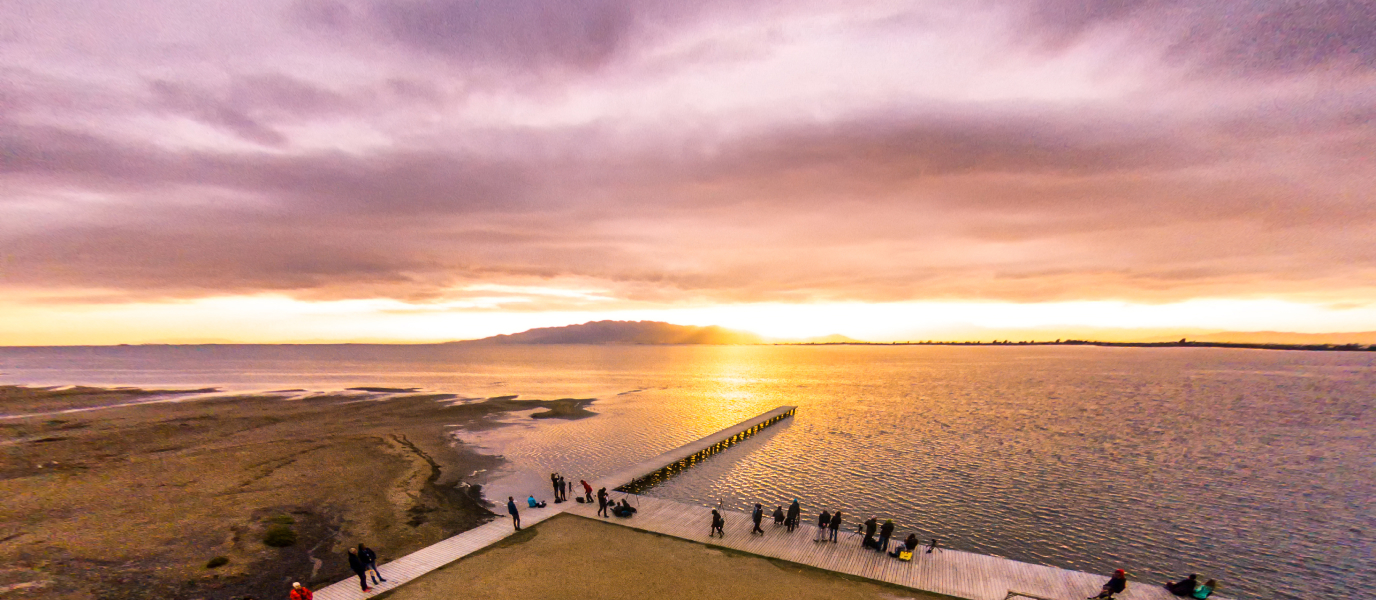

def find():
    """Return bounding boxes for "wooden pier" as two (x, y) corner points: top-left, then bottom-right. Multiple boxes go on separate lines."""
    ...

(313, 405), (797, 600)
(563, 494), (1193, 600)
(314, 405), (1216, 600)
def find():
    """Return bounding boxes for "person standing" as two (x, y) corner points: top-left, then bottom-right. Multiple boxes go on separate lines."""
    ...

(581, 479), (594, 503)
(597, 487), (609, 517)
(347, 547), (370, 592)
(289, 582), (312, 600)
(786, 499), (801, 532)
(815, 510), (831, 541)
(828, 510), (842, 542)
(863, 517), (878, 548)
(878, 519), (895, 552)
(507, 496), (521, 530)
(1088, 569), (1128, 599)
(751, 503), (765, 535)
(709, 509), (725, 537)
(359, 543), (385, 586)
(551, 473), (562, 503)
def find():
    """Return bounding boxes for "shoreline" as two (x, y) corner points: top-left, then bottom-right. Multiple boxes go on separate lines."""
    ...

(0, 385), (592, 600)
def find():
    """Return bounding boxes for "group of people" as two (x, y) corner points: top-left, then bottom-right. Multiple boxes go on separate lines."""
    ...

(723, 499), (931, 563)
(284, 542), (384, 599)
(510, 475), (640, 532)
(1087, 570), (1218, 600)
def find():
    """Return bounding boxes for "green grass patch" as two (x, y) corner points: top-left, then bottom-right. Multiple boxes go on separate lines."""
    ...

(263, 525), (297, 547)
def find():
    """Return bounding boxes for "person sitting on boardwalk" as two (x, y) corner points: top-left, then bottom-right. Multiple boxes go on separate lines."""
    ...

(862, 517), (878, 548)
(581, 479), (594, 503)
(877, 519), (895, 552)
(359, 543), (386, 586)
(828, 510), (842, 543)
(889, 533), (919, 559)
(1193, 579), (1217, 599)
(507, 496), (521, 531)
(815, 510), (831, 541)
(289, 582), (312, 600)
(527, 495), (546, 509)
(709, 509), (725, 537)
(752, 504), (765, 535)
(786, 499), (801, 532)
(1088, 569), (1128, 599)
(773, 506), (785, 526)
(1165, 574), (1198, 596)
(347, 547), (371, 592)
(597, 487), (609, 517)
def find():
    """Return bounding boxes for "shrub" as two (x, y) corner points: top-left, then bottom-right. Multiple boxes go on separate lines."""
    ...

(266, 514), (295, 525)
(263, 525), (297, 547)
(205, 556), (229, 568)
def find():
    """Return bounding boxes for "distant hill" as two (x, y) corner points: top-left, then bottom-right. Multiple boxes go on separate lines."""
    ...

(463, 320), (765, 345)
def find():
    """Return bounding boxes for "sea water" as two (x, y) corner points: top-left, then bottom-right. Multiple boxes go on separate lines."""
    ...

(1, 344), (1371, 600)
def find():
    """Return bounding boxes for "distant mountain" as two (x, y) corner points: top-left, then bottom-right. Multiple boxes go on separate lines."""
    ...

(464, 320), (765, 345)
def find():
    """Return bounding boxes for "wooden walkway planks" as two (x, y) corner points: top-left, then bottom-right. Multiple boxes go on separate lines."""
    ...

(312, 502), (563, 600)
(597, 405), (797, 491)
(563, 493), (1213, 600)
(314, 405), (1225, 600)
(313, 406), (796, 600)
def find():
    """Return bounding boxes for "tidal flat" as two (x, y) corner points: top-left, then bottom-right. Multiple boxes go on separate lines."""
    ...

(0, 386), (588, 600)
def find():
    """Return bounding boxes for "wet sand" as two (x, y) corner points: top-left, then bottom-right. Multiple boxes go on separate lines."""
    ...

(0, 386), (589, 600)
(380, 514), (944, 600)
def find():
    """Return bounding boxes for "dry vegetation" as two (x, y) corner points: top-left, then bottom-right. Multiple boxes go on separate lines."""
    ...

(0, 387), (586, 600)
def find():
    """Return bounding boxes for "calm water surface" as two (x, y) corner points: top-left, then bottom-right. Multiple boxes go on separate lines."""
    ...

(2, 344), (1371, 600)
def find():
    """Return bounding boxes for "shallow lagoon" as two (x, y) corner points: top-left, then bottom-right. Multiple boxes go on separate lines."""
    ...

(2, 344), (1371, 600)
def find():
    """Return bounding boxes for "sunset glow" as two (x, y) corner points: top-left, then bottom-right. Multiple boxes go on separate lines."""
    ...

(3, 1), (1375, 344)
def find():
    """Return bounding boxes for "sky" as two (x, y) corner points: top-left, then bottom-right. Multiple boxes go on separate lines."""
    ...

(2, 0), (1375, 344)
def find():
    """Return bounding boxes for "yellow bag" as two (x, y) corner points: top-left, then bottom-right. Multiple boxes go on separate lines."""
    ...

(898, 550), (914, 561)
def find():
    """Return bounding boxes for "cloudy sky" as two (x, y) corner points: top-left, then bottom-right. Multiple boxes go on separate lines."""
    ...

(2, 0), (1374, 343)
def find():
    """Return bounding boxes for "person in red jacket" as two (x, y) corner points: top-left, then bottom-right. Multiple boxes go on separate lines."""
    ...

(289, 582), (312, 600)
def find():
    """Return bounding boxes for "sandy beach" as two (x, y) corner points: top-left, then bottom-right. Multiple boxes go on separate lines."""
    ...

(379, 514), (943, 600)
(0, 386), (589, 600)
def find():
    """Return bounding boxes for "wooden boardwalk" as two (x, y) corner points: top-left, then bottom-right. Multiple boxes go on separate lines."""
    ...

(315, 405), (1217, 600)
(603, 405), (796, 490)
(313, 406), (796, 600)
(564, 494), (1202, 600)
